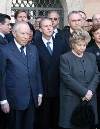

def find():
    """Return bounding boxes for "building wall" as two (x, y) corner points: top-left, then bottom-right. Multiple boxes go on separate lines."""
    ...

(84, 0), (100, 19)
(0, 0), (100, 25)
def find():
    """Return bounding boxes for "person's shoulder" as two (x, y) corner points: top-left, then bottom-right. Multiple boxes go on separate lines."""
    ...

(28, 43), (37, 50)
(57, 28), (62, 33)
(0, 42), (10, 53)
(85, 51), (96, 59)
(61, 51), (72, 58)
(86, 44), (95, 52)
(33, 38), (42, 46)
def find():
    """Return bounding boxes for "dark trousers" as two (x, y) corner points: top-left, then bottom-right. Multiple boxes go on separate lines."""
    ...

(37, 97), (59, 129)
(0, 108), (7, 129)
(97, 96), (100, 129)
(7, 96), (35, 129)
(89, 96), (100, 129)
(59, 127), (89, 129)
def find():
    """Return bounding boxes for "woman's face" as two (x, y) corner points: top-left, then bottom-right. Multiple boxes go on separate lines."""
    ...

(28, 29), (33, 43)
(72, 41), (87, 56)
(92, 28), (100, 44)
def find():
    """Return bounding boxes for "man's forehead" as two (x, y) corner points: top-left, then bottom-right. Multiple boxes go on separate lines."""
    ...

(70, 14), (81, 18)
(17, 12), (27, 16)
(49, 13), (59, 17)
(94, 14), (100, 18)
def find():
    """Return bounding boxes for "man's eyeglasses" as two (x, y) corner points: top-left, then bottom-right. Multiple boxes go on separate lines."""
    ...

(49, 18), (58, 21)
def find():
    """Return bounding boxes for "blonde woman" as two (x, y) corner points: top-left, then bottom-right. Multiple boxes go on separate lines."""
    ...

(59, 28), (99, 129)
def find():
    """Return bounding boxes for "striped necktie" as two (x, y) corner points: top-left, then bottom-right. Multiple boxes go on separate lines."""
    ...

(47, 42), (52, 55)
(20, 46), (26, 58)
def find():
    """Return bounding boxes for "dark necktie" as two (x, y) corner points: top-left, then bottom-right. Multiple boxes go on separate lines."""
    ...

(20, 46), (26, 58)
(47, 42), (52, 55)
(4, 37), (8, 44)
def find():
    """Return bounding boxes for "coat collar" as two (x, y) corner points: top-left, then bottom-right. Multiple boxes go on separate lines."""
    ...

(35, 37), (61, 67)
(10, 41), (32, 66)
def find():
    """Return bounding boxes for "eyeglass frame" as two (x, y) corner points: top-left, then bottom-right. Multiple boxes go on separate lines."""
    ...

(49, 18), (59, 21)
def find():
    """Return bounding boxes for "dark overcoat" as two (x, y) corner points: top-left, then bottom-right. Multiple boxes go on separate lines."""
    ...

(59, 51), (99, 128)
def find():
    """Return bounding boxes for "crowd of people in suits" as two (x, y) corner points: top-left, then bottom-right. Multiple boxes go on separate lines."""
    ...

(0, 9), (100, 129)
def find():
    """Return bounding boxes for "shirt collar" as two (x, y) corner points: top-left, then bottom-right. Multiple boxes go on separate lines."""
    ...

(53, 28), (58, 33)
(14, 38), (26, 50)
(0, 33), (5, 38)
(42, 36), (53, 45)
(70, 28), (73, 33)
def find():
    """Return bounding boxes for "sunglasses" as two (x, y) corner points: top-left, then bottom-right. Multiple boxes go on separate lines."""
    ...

(49, 18), (58, 21)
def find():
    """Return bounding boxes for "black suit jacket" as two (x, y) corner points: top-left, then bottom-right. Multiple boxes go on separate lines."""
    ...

(0, 35), (8, 46)
(5, 31), (14, 43)
(61, 28), (71, 50)
(0, 41), (43, 110)
(33, 38), (69, 97)
(86, 43), (100, 96)
(54, 28), (62, 39)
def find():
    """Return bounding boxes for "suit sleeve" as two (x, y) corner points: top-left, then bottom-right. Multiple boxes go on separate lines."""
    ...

(35, 47), (43, 95)
(60, 55), (88, 97)
(87, 54), (99, 92)
(0, 48), (7, 101)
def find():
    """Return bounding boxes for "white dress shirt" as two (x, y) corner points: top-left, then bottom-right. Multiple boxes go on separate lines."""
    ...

(42, 36), (53, 51)
(53, 28), (58, 38)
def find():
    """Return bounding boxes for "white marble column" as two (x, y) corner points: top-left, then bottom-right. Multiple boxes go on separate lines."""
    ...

(0, 0), (12, 16)
(60, 0), (84, 26)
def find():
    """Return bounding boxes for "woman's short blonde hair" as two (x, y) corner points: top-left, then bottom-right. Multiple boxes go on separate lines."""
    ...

(70, 28), (91, 47)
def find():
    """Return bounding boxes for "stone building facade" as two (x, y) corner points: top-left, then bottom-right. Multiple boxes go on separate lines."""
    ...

(0, 0), (100, 26)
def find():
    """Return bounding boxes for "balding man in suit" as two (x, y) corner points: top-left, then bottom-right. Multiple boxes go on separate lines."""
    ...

(0, 21), (43, 129)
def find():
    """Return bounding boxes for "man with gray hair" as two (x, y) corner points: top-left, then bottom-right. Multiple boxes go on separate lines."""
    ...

(0, 21), (43, 129)
(62, 11), (83, 49)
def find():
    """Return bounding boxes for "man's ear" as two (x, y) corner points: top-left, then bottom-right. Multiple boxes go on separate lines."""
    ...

(39, 28), (42, 33)
(12, 30), (16, 38)
(92, 36), (94, 40)
(0, 23), (3, 30)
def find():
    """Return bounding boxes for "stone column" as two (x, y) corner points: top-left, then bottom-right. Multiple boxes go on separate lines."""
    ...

(60, 0), (83, 26)
(0, 0), (12, 16)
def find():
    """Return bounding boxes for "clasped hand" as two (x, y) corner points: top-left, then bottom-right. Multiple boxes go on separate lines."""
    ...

(82, 90), (93, 101)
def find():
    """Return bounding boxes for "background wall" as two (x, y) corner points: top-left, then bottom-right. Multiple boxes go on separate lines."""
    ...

(84, 0), (100, 19)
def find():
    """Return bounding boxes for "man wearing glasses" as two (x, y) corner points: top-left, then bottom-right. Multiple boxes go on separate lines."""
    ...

(48, 11), (62, 39)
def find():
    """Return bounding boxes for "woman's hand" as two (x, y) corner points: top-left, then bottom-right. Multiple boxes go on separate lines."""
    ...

(82, 90), (93, 101)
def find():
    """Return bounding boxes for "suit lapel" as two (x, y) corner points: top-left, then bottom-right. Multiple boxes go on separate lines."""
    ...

(10, 41), (27, 66)
(48, 38), (61, 67)
(26, 44), (33, 68)
(36, 39), (51, 60)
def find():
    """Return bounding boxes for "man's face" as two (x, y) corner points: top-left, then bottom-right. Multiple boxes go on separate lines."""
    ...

(39, 19), (53, 39)
(0, 18), (11, 34)
(88, 21), (93, 31)
(15, 12), (28, 22)
(48, 12), (59, 29)
(35, 18), (42, 30)
(83, 21), (89, 31)
(92, 14), (100, 25)
(12, 24), (30, 46)
(68, 13), (82, 30)
(79, 12), (86, 27)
